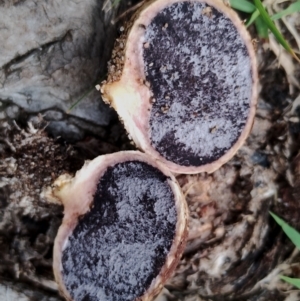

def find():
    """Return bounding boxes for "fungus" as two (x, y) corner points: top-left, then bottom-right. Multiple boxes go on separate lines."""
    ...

(101, 0), (258, 174)
(46, 151), (188, 301)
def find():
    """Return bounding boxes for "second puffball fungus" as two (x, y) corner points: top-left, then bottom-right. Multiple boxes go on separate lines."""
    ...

(101, 0), (258, 174)
(46, 151), (188, 301)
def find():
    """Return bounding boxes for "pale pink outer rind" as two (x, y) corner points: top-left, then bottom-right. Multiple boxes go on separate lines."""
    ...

(101, 0), (258, 175)
(50, 151), (188, 301)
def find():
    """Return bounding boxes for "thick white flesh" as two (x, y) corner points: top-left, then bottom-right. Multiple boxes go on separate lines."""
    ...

(46, 151), (188, 301)
(101, 0), (258, 174)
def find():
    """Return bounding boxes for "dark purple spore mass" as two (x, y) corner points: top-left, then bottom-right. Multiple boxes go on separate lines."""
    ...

(61, 161), (177, 301)
(144, 2), (253, 166)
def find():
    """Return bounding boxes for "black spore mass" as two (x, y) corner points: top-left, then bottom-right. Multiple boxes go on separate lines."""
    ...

(144, 2), (253, 166)
(61, 161), (177, 301)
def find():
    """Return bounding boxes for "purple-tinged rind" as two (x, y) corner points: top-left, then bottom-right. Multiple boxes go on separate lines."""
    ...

(46, 151), (188, 301)
(101, 0), (258, 174)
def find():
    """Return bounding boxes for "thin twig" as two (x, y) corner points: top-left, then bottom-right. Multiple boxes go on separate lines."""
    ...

(0, 138), (16, 153)
(112, 0), (146, 24)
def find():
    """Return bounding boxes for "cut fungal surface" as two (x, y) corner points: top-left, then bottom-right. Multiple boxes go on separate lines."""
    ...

(101, 0), (257, 174)
(144, 2), (252, 166)
(62, 161), (177, 301)
(48, 152), (187, 301)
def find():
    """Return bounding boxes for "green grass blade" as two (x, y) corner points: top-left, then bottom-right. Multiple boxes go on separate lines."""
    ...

(271, 1), (300, 21)
(280, 276), (300, 289)
(253, 0), (300, 62)
(67, 74), (107, 113)
(269, 212), (300, 249)
(255, 15), (269, 39)
(66, 86), (95, 114)
(112, 0), (122, 8)
(230, 0), (256, 13)
(246, 9), (260, 28)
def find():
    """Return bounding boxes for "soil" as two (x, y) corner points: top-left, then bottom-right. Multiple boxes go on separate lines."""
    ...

(1, 3), (300, 301)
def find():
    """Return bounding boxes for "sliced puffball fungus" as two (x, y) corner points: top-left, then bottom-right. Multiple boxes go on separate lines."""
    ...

(101, 0), (258, 174)
(47, 151), (188, 301)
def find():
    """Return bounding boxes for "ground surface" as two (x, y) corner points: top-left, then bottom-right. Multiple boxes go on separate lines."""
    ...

(1, 1), (300, 301)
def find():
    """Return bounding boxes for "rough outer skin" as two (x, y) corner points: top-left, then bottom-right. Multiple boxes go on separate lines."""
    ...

(101, 0), (258, 174)
(46, 151), (188, 301)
